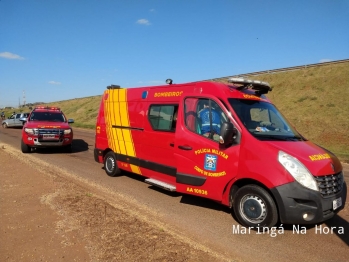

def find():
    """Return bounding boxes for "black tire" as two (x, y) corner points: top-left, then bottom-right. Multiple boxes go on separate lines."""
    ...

(21, 140), (31, 153)
(233, 185), (278, 228)
(2, 123), (7, 128)
(104, 151), (121, 177)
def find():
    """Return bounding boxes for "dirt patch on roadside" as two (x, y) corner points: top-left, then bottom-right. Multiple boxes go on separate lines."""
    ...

(0, 144), (232, 262)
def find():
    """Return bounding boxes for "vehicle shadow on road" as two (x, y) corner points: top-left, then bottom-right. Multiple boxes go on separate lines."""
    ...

(179, 194), (231, 214)
(72, 139), (89, 152)
(34, 139), (88, 154)
(324, 214), (349, 246)
(3, 126), (24, 129)
(107, 170), (230, 212)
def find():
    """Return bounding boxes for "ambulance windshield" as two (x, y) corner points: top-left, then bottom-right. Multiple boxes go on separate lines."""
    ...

(228, 98), (305, 141)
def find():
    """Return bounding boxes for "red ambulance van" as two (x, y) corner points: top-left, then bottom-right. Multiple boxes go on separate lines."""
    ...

(94, 78), (346, 228)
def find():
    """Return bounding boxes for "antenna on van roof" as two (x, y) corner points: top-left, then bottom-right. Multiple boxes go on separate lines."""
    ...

(228, 77), (272, 95)
(166, 79), (173, 85)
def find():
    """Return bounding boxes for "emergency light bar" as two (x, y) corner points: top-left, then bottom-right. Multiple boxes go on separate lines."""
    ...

(34, 106), (61, 111)
(228, 77), (272, 95)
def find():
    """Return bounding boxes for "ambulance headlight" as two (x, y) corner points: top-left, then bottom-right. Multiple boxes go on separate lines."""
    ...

(278, 151), (319, 191)
(64, 128), (72, 135)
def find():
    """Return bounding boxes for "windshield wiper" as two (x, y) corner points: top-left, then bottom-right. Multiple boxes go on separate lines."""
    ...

(254, 135), (303, 141)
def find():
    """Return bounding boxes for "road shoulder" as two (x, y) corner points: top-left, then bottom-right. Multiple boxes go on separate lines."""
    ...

(0, 144), (231, 262)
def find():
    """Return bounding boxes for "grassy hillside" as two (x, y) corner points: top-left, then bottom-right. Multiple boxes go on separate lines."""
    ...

(4, 61), (349, 162)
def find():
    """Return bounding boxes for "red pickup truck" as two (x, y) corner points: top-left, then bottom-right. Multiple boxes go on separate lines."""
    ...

(21, 106), (74, 153)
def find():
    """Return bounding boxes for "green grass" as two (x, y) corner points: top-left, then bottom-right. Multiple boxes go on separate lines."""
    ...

(4, 61), (349, 162)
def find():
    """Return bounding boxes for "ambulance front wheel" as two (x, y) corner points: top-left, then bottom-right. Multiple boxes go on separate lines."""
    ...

(104, 151), (121, 177)
(233, 185), (278, 228)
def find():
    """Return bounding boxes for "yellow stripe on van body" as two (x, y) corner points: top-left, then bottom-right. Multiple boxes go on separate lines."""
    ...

(110, 89), (120, 153)
(104, 88), (142, 175)
(119, 101), (129, 126)
(118, 98), (135, 156)
(119, 89), (126, 102)
(108, 90), (117, 153)
(130, 164), (141, 175)
(114, 100), (122, 126)
(109, 89), (119, 152)
(122, 129), (136, 156)
(116, 129), (126, 155)
(104, 90), (113, 150)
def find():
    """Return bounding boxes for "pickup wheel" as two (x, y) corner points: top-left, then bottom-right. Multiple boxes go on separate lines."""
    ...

(104, 151), (121, 177)
(21, 140), (31, 153)
(2, 123), (7, 128)
(233, 185), (278, 228)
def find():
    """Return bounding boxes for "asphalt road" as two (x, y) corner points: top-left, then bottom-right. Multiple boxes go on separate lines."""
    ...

(1, 127), (348, 262)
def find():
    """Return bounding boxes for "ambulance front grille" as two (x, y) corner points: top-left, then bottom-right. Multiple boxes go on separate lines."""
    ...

(315, 172), (344, 197)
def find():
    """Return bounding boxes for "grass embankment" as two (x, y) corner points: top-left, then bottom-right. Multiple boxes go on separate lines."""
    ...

(4, 61), (349, 162)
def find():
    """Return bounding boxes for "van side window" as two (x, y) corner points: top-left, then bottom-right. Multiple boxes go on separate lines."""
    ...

(148, 105), (178, 131)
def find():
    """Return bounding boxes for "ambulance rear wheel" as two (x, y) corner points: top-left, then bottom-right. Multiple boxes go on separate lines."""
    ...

(104, 151), (121, 177)
(233, 185), (278, 228)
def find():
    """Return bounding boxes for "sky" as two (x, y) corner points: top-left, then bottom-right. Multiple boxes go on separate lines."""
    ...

(0, 0), (349, 108)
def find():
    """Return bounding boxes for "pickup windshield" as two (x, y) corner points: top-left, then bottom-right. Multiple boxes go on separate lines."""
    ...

(228, 98), (305, 141)
(29, 112), (66, 122)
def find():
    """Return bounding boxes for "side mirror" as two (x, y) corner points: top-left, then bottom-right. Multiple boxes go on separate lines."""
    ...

(19, 117), (27, 125)
(219, 122), (237, 146)
(68, 119), (74, 124)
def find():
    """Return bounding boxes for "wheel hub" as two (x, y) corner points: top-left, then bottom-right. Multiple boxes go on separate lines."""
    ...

(105, 157), (115, 173)
(240, 195), (267, 223)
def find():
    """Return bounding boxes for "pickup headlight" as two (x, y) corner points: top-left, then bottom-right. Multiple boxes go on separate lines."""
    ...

(278, 151), (319, 191)
(64, 128), (72, 135)
(24, 128), (36, 135)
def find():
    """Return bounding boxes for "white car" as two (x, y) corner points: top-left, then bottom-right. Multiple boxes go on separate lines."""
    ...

(2, 113), (29, 128)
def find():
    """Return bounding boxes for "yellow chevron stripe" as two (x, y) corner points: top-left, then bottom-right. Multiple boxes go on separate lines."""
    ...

(116, 128), (126, 155)
(119, 88), (126, 102)
(104, 90), (112, 150)
(130, 164), (141, 175)
(111, 90), (121, 154)
(119, 101), (128, 126)
(104, 88), (141, 175)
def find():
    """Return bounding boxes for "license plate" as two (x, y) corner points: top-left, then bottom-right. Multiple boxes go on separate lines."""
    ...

(43, 134), (55, 139)
(333, 197), (342, 210)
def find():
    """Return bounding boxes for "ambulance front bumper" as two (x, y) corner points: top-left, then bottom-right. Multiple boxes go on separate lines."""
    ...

(271, 181), (347, 225)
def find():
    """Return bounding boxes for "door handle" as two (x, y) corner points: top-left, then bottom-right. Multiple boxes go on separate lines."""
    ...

(170, 143), (174, 147)
(178, 145), (192, 150)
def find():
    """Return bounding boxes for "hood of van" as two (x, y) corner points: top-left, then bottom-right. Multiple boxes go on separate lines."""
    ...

(267, 140), (342, 176)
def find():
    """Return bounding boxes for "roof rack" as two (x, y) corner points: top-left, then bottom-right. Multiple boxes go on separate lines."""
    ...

(107, 85), (121, 89)
(227, 77), (272, 95)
